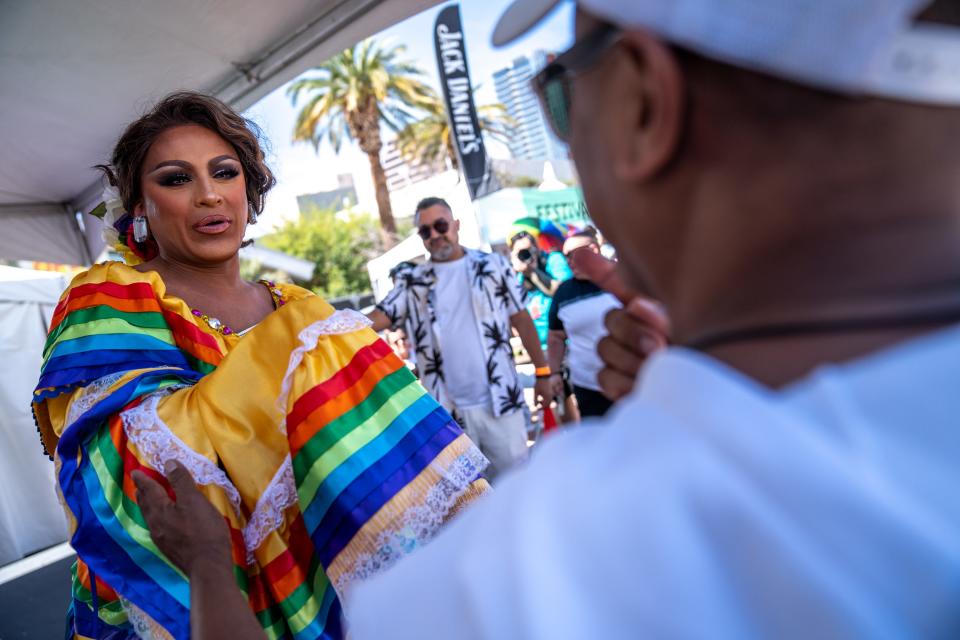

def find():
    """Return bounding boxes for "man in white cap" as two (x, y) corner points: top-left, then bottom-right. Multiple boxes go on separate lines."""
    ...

(345, 0), (960, 636)
(133, 0), (960, 638)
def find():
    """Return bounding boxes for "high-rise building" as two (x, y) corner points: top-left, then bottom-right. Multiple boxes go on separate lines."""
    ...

(296, 174), (357, 215)
(493, 51), (568, 161)
(380, 139), (439, 191)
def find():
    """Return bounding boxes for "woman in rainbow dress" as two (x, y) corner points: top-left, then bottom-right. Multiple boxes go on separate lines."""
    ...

(32, 92), (489, 640)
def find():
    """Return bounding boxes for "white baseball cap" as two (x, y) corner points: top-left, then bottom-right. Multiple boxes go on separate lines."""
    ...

(492, 0), (960, 106)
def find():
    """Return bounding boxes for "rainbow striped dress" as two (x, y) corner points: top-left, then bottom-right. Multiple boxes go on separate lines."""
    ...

(32, 262), (489, 639)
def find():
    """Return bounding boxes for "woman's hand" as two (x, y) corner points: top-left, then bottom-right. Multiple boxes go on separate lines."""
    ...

(567, 248), (671, 401)
(132, 460), (232, 577)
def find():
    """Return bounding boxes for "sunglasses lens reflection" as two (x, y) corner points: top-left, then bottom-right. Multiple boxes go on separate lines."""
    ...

(544, 77), (570, 141)
(418, 219), (450, 240)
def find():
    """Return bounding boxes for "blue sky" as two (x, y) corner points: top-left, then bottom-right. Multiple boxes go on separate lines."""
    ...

(243, 0), (574, 231)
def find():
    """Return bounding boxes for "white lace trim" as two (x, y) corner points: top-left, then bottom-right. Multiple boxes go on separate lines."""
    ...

(66, 372), (125, 427)
(119, 597), (167, 639)
(242, 455), (298, 564)
(334, 444), (489, 596)
(276, 309), (372, 434)
(119, 393), (242, 512)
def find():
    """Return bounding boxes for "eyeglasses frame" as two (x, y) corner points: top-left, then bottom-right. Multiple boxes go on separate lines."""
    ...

(417, 218), (452, 240)
(531, 23), (623, 142)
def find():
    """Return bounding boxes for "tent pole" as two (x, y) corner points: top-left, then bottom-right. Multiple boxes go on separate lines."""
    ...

(65, 204), (93, 266)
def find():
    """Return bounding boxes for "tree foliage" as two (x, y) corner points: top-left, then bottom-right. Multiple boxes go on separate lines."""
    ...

(395, 88), (514, 172)
(287, 40), (435, 243)
(258, 207), (384, 298)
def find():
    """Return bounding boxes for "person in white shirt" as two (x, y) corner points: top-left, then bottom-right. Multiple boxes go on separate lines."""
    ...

(546, 230), (623, 417)
(132, 0), (960, 637)
(344, 0), (960, 637)
(367, 197), (555, 480)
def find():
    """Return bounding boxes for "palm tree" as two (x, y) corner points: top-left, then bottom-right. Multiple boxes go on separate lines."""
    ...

(288, 40), (434, 246)
(395, 88), (515, 173)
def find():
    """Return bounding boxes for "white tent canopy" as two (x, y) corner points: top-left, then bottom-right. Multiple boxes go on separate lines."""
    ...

(0, 0), (442, 265)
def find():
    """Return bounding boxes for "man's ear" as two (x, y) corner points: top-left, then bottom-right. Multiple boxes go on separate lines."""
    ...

(454, 219), (461, 232)
(613, 29), (686, 182)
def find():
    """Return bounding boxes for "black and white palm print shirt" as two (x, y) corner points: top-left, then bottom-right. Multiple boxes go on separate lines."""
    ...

(376, 249), (527, 417)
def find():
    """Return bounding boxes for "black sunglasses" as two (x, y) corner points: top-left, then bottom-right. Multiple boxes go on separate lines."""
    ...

(418, 218), (451, 240)
(531, 23), (622, 143)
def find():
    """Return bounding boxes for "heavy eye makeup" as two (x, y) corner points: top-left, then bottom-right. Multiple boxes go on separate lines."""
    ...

(152, 160), (241, 187)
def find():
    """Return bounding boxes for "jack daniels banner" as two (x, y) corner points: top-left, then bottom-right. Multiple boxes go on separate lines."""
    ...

(434, 4), (498, 199)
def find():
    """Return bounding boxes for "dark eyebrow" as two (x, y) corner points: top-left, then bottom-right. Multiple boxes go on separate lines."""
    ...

(147, 155), (239, 174)
(148, 160), (191, 173)
(209, 154), (239, 166)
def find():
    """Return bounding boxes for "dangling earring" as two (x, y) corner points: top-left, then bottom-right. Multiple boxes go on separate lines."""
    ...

(132, 216), (149, 243)
(247, 204), (258, 225)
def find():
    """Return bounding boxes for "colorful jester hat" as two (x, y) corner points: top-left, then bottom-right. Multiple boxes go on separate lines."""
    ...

(509, 216), (571, 253)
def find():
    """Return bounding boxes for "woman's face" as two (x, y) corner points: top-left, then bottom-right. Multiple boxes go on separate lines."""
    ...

(134, 124), (249, 267)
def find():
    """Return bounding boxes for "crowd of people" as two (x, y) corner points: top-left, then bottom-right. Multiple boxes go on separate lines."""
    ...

(372, 200), (623, 477)
(28, 0), (960, 638)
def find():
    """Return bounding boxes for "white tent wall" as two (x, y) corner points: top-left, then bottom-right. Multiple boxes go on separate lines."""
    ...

(1, 0), (443, 264)
(0, 204), (91, 265)
(0, 268), (70, 566)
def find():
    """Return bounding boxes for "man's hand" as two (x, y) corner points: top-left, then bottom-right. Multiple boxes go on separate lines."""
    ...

(549, 373), (565, 398)
(366, 308), (392, 333)
(568, 248), (670, 401)
(534, 376), (554, 408)
(132, 460), (233, 577)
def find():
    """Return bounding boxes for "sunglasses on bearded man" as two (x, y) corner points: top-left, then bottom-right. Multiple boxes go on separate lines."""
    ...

(418, 218), (451, 240)
(531, 22), (622, 143)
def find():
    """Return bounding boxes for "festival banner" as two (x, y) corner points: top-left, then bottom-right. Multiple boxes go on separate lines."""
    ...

(434, 4), (495, 199)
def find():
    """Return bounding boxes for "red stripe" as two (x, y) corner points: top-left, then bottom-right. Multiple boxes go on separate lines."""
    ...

(51, 280), (157, 330)
(162, 310), (224, 364)
(286, 340), (392, 437)
(260, 514), (314, 584)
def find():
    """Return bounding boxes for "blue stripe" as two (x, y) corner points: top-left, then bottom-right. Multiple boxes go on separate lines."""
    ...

(43, 348), (191, 375)
(290, 581), (340, 640)
(55, 371), (200, 458)
(80, 434), (190, 608)
(298, 392), (439, 533)
(48, 333), (178, 360)
(59, 447), (189, 639)
(310, 408), (457, 565)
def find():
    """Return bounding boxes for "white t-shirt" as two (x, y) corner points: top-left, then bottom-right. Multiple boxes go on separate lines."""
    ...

(348, 326), (960, 639)
(548, 278), (622, 391)
(431, 257), (491, 411)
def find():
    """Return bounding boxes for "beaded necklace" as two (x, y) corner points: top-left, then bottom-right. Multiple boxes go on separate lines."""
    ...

(190, 280), (285, 336)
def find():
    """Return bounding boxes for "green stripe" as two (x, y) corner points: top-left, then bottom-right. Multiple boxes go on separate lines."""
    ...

(294, 377), (425, 505)
(233, 564), (249, 593)
(87, 428), (182, 579)
(262, 619), (286, 640)
(49, 318), (174, 357)
(255, 602), (285, 629)
(45, 307), (168, 356)
(71, 560), (129, 627)
(291, 366), (417, 482)
(185, 354), (218, 375)
(279, 558), (330, 634)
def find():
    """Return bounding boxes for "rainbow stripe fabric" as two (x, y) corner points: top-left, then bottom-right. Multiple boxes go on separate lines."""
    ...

(33, 262), (489, 640)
